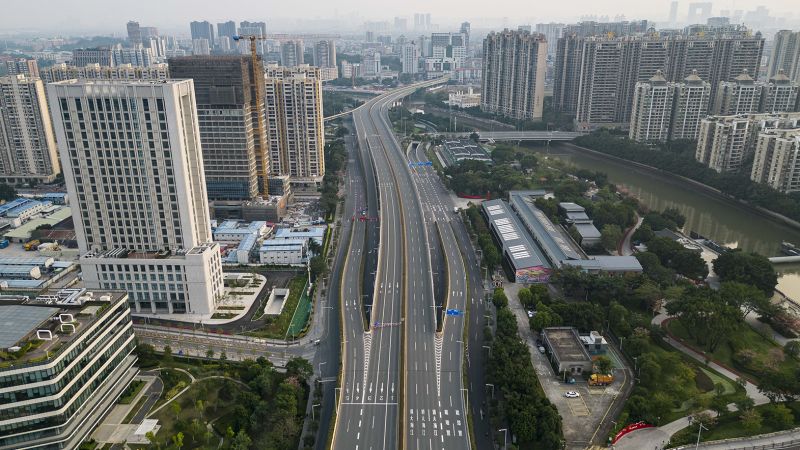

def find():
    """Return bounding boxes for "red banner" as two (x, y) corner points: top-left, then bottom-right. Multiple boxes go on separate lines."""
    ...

(612, 421), (654, 444)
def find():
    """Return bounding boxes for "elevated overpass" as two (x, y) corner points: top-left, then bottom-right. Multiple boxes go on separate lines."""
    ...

(438, 130), (584, 142)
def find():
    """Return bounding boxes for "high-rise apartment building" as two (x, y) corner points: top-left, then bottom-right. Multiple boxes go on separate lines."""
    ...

(401, 42), (420, 74)
(0, 75), (61, 184)
(217, 20), (237, 39)
(671, 71), (713, 140)
(535, 23), (566, 58)
(554, 25), (764, 129)
(169, 56), (268, 200)
(264, 64), (325, 181)
(751, 127), (800, 193)
(239, 21), (267, 37)
(761, 71), (800, 114)
(281, 40), (304, 66)
(112, 44), (154, 67)
(714, 70), (762, 115)
(696, 115), (753, 172)
(313, 40), (337, 68)
(72, 48), (115, 67)
(192, 39), (211, 56)
(0, 292), (137, 450)
(629, 71), (676, 143)
(4, 58), (39, 78)
(481, 29), (547, 120)
(48, 79), (225, 315)
(362, 51), (381, 77)
(190, 21), (215, 45)
(126, 20), (141, 45)
(460, 22), (471, 54)
(41, 63), (169, 83)
(769, 30), (800, 83)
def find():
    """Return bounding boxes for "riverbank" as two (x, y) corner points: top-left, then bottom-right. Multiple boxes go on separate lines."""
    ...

(559, 142), (800, 233)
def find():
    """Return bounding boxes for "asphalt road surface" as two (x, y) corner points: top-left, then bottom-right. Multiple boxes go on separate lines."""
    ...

(333, 78), (468, 450)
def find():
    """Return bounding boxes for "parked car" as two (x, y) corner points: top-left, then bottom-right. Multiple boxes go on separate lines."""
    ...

(564, 391), (580, 398)
(538, 346), (546, 354)
(526, 310), (534, 318)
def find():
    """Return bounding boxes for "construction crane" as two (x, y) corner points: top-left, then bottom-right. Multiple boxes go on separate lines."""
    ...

(232, 34), (270, 196)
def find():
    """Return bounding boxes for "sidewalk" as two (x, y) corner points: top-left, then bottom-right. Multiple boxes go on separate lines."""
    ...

(615, 412), (717, 450)
(672, 427), (800, 449)
(652, 310), (769, 406)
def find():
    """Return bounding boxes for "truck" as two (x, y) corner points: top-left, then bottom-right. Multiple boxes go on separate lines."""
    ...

(0, 239), (8, 249)
(23, 240), (40, 251)
(589, 373), (613, 386)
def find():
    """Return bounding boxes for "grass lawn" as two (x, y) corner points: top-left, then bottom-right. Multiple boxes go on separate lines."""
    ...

(245, 275), (308, 339)
(669, 401), (800, 446)
(152, 368), (192, 411)
(667, 319), (800, 382)
(118, 379), (146, 404)
(151, 379), (247, 450)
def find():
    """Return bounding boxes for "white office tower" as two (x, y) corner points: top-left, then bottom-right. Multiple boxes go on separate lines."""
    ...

(264, 65), (325, 181)
(362, 51), (381, 77)
(696, 115), (753, 172)
(313, 40), (337, 68)
(761, 70), (799, 114)
(192, 38), (211, 56)
(481, 30), (547, 120)
(629, 71), (676, 143)
(0, 75), (61, 184)
(401, 42), (420, 74)
(769, 30), (800, 83)
(671, 71), (712, 140)
(48, 80), (224, 315)
(715, 70), (762, 115)
(751, 127), (800, 193)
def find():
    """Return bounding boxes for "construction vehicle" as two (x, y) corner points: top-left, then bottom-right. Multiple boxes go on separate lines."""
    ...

(24, 240), (40, 251)
(589, 373), (613, 386)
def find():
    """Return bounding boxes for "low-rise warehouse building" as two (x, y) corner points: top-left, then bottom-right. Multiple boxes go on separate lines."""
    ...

(542, 327), (594, 376)
(559, 202), (602, 248)
(3, 207), (72, 243)
(273, 226), (326, 246)
(482, 199), (552, 283)
(212, 220), (269, 244)
(259, 240), (308, 265)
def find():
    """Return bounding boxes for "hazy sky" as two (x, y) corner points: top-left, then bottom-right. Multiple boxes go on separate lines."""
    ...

(2, 0), (798, 34)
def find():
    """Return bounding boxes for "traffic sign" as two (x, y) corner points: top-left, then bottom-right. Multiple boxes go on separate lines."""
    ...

(445, 309), (463, 316)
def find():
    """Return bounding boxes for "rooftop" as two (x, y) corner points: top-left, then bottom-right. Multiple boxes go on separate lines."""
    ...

(510, 191), (583, 264)
(482, 199), (548, 270)
(543, 327), (592, 363)
(3, 207), (72, 240)
(0, 305), (59, 349)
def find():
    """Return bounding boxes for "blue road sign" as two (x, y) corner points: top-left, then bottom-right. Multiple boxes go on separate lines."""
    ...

(445, 309), (462, 316)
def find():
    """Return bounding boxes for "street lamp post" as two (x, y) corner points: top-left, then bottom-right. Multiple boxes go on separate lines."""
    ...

(499, 428), (508, 450)
(695, 422), (708, 449)
(319, 361), (327, 376)
(486, 383), (494, 399)
(482, 345), (492, 358)
(311, 403), (321, 421)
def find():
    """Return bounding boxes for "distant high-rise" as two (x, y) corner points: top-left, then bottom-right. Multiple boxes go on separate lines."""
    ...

(696, 115), (753, 172)
(362, 51), (381, 78)
(629, 71), (676, 143)
(217, 20), (237, 39)
(169, 56), (269, 200)
(460, 22), (471, 53)
(751, 126), (800, 193)
(192, 39), (211, 56)
(535, 23), (566, 58)
(768, 30), (800, 83)
(394, 17), (407, 31)
(239, 21), (267, 37)
(126, 20), (141, 45)
(669, 1), (679, 25)
(481, 29), (548, 120)
(72, 48), (115, 67)
(401, 42), (420, 74)
(264, 65), (325, 181)
(761, 71), (800, 114)
(41, 63), (169, 83)
(281, 40), (304, 66)
(190, 21), (215, 45)
(0, 75), (60, 184)
(140, 26), (158, 41)
(48, 79), (225, 314)
(313, 40), (337, 68)
(4, 58), (39, 78)
(688, 2), (713, 24)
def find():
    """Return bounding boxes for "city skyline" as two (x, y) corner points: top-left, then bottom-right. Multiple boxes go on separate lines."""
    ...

(2, 0), (800, 34)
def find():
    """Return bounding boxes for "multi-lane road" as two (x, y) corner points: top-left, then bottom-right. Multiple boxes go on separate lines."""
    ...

(332, 79), (475, 450)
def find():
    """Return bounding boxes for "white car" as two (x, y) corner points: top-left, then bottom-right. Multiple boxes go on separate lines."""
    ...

(526, 310), (535, 318)
(564, 391), (580, 398)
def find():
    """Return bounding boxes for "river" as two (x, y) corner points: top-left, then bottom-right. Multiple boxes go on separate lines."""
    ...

(530, 143), (800, 300)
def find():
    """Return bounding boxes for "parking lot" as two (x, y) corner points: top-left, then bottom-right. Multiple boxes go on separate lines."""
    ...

(504, 282), (626, 450)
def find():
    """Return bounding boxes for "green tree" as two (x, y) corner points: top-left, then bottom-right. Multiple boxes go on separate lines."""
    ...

(762, 403), (795, 429)
(171, 432), (184, 450)
(662, 207), (686, 228)
(713, 250), (778, 295)
(163, 345), (173, 362)
(594, 355), (613, 374)
(170, 401), (181, 420)
(784, 341), (800, 360)
(309, 255), (328, 281)
(206, 348), (214, 359)
(600, 224), (623, 251)
(492, 288), (508, 308)
(483, 244), (500, 272)
(518, 288), (534, 308)
(0, 184), (17, 201)
(195, 400), (205, 420)
(231, 429), (252, 450)
(286, 357), (313, 380)
(719, 281), (770, 321)
(145, 431), (160, 450)
(520, 154), (538, 171)
(631, 223), (655, 244)
(740, 409), (763, 433)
